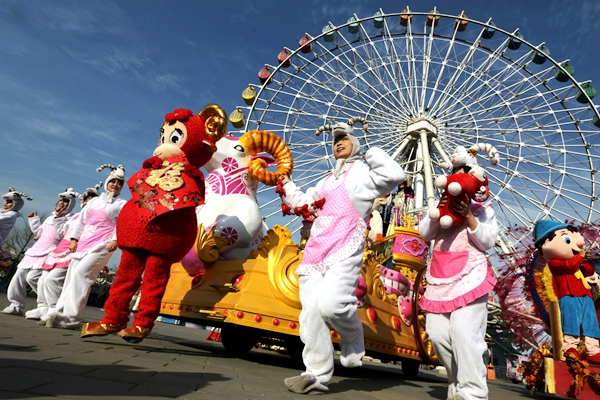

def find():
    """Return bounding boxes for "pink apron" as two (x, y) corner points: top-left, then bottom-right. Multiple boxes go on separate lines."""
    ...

(19, 219), (58, 268)
(71, 199), (115, 259)
(296, 164), (367, 276)
(43, 214), (80, 270)
(420, 203), (496, 313)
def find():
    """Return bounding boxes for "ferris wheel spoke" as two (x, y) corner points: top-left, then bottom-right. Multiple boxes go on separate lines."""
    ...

(431, 42), (513, 113)
(441, 67), (556, 124)
(493, 195), (538, 226)
(267, 62), (366, 114)
(345, 29), (413, 113)
(427, 38), (489, 114)
(437, 48), (541, 117)
(403, 19), (422, 114)
(426, 22), (489, 111)
(379, 19), (419, 112)
(305, 39), (408, 115)
(417, 15), (444, 113)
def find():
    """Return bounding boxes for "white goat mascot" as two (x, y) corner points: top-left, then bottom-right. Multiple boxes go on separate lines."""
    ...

(181, 130), (292, 272)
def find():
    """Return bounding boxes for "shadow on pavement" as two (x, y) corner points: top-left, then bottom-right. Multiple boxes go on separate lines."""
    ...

(0, 358), (229, 398)
(0, 343), (38, 352)
(144, 330), (451, 396)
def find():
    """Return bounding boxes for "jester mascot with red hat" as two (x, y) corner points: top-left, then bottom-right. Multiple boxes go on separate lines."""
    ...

(533, 219), (600, 364)
(82, 105), (226, 343)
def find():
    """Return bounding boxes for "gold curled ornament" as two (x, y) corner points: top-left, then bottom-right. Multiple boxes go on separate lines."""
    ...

(198, 103), (228, 142)
(195, 224), (229, 263)
(411, 265), (438, 364)
(145, 161), (185, 191)
(249, 225), (301, 309)
(266, 245), (302, 309)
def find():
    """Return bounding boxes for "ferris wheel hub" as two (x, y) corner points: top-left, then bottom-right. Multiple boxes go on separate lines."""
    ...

(404, 119), (438, 139)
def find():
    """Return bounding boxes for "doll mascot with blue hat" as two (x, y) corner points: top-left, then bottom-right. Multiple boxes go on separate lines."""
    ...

(533, 219), (600, 364)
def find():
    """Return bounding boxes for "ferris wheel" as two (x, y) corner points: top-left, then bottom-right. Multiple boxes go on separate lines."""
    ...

(230, 7), (600, 264)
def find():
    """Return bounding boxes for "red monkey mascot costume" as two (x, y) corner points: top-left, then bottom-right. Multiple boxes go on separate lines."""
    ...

(82, 105), (226, 343)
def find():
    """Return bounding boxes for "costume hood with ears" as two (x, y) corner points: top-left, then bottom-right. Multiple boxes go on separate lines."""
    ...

(332, 123), (361, 179)
(2, 188), (33, 212)
(315, 116), (368, 179)
(79, 182), (103, 204)
(58, 188), (79, 214)
(332, 122), (361, 154)
(440, 143), (500, 171)
(97, 164), (126, 193)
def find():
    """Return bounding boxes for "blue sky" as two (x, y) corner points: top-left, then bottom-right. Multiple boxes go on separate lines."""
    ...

(1, 0), (599, 266)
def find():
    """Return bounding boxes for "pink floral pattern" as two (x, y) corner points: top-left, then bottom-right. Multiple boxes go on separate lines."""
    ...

(221, 157), (239, 173)
(220, 227), (238, 245)
(393, 236), (428, 262)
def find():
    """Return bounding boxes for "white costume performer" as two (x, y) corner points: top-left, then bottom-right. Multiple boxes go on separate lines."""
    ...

(419, 145), (499, 400)
(27, 187), (101, 322)
(282, 123), (404, 394)
(2, 191), (73, 316)
(47, 165), (126, 329)
(0, 188), (31, 258)
(0, 210), (18, 257)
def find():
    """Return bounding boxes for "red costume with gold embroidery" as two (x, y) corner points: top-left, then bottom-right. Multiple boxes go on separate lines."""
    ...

(81, 105), (227, 343)
(128, 152), (203, 225)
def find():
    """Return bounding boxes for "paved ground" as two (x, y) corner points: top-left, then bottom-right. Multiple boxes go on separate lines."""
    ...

(0, 294), (559, 400)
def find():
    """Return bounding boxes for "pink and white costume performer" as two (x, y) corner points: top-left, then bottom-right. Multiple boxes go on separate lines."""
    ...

(2, 192), (73, 316)
(418, 150), (499, 400)
(47, 165), (126, 330)
(27, 186), (101, 322)
(282, 123), (405, 394)
(0, 188), (32, 259)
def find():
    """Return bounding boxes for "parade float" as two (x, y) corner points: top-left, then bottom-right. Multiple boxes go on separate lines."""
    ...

(161, 220), (435, 378)
(160, 123), (437, 378)
(161, 6), (600, 386)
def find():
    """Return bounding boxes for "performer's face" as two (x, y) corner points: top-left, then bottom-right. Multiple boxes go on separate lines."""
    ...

(334, 135), (353, 159)
(106, 179), (123, 195)
(55, 200), (69, 214)
(2, 200), (13, 210)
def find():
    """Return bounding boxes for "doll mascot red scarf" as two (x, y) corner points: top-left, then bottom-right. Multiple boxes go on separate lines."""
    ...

(82, 105), (226, 342)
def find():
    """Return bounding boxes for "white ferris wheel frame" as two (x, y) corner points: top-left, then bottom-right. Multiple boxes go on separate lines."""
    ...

(232, 8), (600, 262)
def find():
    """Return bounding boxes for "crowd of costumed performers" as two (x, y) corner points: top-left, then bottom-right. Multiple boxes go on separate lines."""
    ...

(1, 164), (127, 327)
(1, 104), (225, 343)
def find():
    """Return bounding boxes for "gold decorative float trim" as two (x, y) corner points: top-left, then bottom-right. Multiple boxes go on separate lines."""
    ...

(248, 225), (294, 259)
(195, 224), (229, 263)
